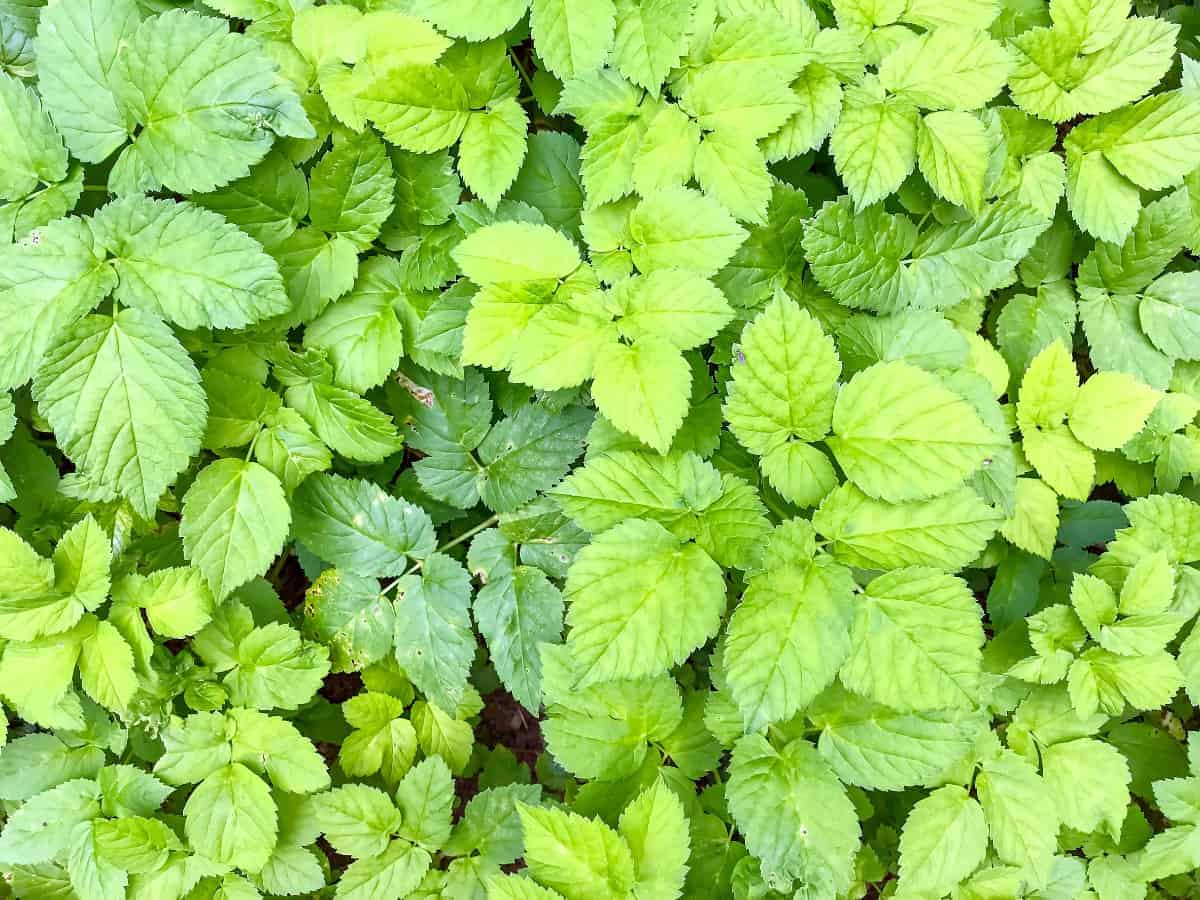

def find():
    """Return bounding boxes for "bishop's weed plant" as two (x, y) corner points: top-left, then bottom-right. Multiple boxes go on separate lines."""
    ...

(3, 0), (1200, 898)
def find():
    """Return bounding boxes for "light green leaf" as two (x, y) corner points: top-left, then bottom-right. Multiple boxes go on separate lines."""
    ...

(32, 309), (206, 519)
(362, 63), (470, 153)
(454, 221), (581, 284)
(828, 361), (998, 502)
(976, 750), (1059, 886)
(336, 840), (432, 900)
(95, 196), (289, 330)
(1041, 737), (1130, 837)
(628, 186), (748, 276)
(812, 686), (984, 791)
(459, 98), (530, 210)
(694, 130), (773, 225)
(1009, 17), (1178, 122)
(314, 784), (402, 860)
(184, 763), (278, 874)
(395, 755), (454, 851)
(724, 535), (854, 731)
(181, 460), (290, 602)
(877, 26), (1010, 110)
(591, 337), (691, 453)
(1140, 272), (1200, 361)
(564, 518), (725, 686)
(727, 736), (860, 893)
(34, 0), (141, 164)
(896, 785), (988, 898)
(830, 80), (918, 208)
(618, 780), (690, 900)
(113, 9), (312, 193)
(840, 567), (984, 711)
(917, 110), (989, 212)
(79, 620), (137, 712)
(0, 70), (68, 201)
(615, 269), (733, 351)
(724, 295), (841, 455)
(1069, 371), (1160, 451)
(518, 803), (635, 900)
(813, 483), (1003, 571)
(0, 216), (116, 390)
(612, 0), (692, 91)
(530, 0), (616, 80)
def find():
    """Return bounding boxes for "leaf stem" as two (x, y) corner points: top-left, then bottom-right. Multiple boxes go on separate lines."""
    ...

(381, 514), (500, 595)
(508, 47), (537, 97)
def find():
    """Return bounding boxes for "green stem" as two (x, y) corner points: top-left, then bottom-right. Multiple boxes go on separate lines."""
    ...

(381, 514), (500, 594)
(508, 47), (537, 96)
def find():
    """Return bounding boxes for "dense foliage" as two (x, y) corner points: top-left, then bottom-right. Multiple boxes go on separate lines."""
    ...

(2, 0), (1200, 897)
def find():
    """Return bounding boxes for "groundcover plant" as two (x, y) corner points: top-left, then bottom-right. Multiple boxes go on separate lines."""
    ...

(4, 0), (1200, 898)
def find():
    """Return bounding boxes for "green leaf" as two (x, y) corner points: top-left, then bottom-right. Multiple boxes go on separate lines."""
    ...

(564, 518), (726, 686)
(474, 560), (564, 711)
(840, 567), (984, 711)
(314, 784), (402, 860)
(32, 309), (206, 519)
(813, 483), (1003, 571)
(290, 472), (436, 578)
(454, 221), (581, 284)
(628, 187), (748, 276)
(0, 70), (68, 201)
(361, 64), (470, 152)
(79, 620), (138, 712)
(460, 98), (530, 210)
(724, 296), (840, 455)
(181, 459), (291, 601)
(811, 686), (984, 791)
(612, 0), (692, 91)
(976, 750), (1059, 885)
(112, 9), (312, 193)
(304, 286), (406, 393)
(517, 803), (635, 900)
(95, 196), (289, 330)
(726, 736), (860, 893)
(304, 570), (396, 673)
(0, 216), (116, 390)
(336, 840), (432, 900)
(1140, 272), (1200, 361)
(830, 79), (918, 208)
(724, 535), (854, 731)
(877, 26), (1010, 110)
(896, 785), (988, 897)
(1069, 371), (1160, 451)
(803, 197), (1050, 315)
(34, 0), (141, 164)
(827, 361), (999, 502)
(285, 380), (405, 463)
(917, 110), (989, 212)
(530, 0), (617, 80)
(617, 780), (690, 900)
(1070, 91), (1200, 192)
(183, 763), (278, 874)
(192, 150), (309, 249)
(0, 779), (101, 866)
(393, 553), (475, 714)
(591, 337), (691, 453)
(309, 129), (396, 250)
